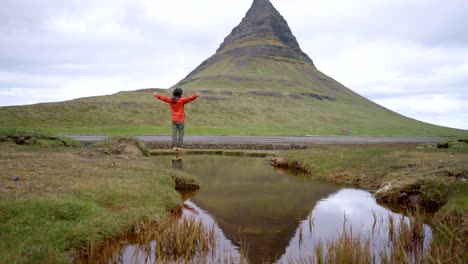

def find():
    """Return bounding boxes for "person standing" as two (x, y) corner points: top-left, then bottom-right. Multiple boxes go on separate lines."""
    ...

(154, 88), (200, 151)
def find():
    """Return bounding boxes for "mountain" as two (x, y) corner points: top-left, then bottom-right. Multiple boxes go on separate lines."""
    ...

(182, 0), (314, 82)
(177, 0), (366, 103)
(0, 0), (466, 137)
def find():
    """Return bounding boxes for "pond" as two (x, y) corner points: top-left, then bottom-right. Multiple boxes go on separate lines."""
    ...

(119, 155), (433, 263)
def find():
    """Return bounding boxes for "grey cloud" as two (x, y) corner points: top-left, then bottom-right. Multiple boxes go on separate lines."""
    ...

(0, 1), (216, 72)
(287, 1), (468, 48)
(374, 93), (468, 130)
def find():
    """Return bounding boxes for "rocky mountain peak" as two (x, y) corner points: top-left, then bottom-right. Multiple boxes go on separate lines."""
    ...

(250, 0), (275, 10)
(182, 0), (314, 81)
(216, 0), (313, 65)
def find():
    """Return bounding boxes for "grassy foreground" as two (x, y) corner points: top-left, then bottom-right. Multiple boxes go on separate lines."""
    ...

(1, 128), (467, 263)
(0, 139), (193, 263)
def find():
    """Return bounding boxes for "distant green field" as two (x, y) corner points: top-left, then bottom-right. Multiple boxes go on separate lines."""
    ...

(0, 88), (466, 137)
(38, 125), (466, 137)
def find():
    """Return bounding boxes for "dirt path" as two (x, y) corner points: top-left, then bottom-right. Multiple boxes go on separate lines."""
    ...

(62, 135), (441, 144)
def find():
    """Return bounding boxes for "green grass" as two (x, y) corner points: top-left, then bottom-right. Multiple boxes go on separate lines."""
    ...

(2, 92), (466, 137)
(0, 197), (120, 263)
(45, 126), (172, 135)
(165, 168), (200, 191)
(444, 191), (468, 212)
(434, 183), (468, 228)
(0, 80), (467, 137)
(280, 143), (468, 190)
(0, 128), (83, 147)
(0, 143), (182, 263)
(42, 125), (343, 136)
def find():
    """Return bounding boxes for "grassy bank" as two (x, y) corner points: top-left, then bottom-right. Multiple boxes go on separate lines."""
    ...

(0, 128), (83, 147)
(0, 140), (196, 263)
(277, 143), (468, 206)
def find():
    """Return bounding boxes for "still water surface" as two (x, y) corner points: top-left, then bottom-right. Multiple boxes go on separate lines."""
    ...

(122, 155), (432, 263)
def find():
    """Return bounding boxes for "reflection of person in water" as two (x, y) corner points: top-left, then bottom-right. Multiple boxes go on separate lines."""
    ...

(172, 156), (183, 170)
(183, 203), (199, 215)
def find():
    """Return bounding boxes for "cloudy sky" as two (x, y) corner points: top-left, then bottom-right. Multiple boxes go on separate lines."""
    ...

(1, 0), (467, 130)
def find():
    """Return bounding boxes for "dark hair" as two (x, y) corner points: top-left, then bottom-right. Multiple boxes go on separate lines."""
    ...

(172, 88), (183, 98)
(171, 88), (183, 103)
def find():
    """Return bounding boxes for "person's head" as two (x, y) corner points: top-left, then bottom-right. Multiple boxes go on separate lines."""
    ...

(172, 88), (183, 98)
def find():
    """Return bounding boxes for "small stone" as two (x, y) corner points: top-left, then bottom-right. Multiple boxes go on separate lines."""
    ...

(11, 176), (20, 181)
(408, 194), (421, 207)
(437, 142), (450, 149)
(376, 182), (392, 194)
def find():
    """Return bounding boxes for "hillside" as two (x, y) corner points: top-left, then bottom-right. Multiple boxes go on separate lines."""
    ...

(0, 0), (466, 137)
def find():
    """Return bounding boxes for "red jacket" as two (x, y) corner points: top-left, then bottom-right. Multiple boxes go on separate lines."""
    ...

(155, 93), (199, 122)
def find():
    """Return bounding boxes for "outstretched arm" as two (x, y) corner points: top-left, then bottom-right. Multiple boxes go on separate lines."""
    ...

(180, 92), (201, 104)
(153, 92), (172, 103)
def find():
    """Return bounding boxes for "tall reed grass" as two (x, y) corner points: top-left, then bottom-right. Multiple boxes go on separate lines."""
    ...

(78, 208), (465, 264)
(77, 216), (217, 263)
(304, 208), (466, 264)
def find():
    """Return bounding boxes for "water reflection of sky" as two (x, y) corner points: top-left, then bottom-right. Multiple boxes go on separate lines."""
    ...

(180, 155), (341, 263)
(119, 200), (245, 264)
(119, 156), (433, 263)
(185, 189), (433, 264)
(278, 189), (433, 263)
(182, 200), (245, 263)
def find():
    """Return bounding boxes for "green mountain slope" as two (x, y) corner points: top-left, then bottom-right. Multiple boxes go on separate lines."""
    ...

(0, 0), (466, 137)
(1, 87), (464, 136)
